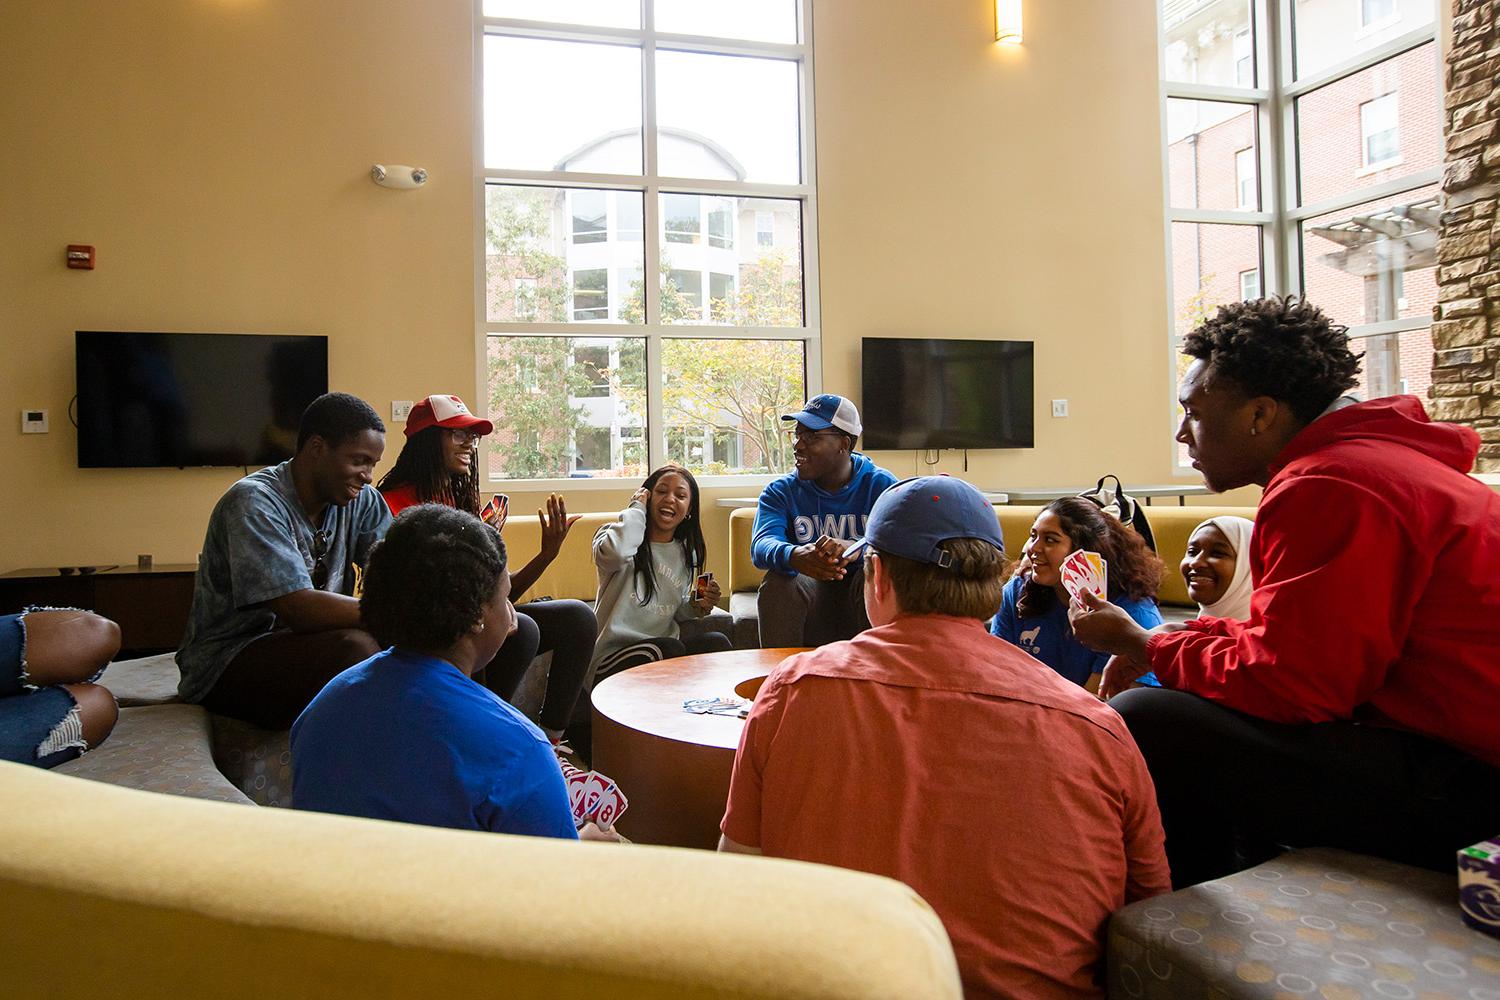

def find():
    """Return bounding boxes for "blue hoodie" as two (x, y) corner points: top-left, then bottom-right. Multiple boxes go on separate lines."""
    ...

(751, 454), (899, 574)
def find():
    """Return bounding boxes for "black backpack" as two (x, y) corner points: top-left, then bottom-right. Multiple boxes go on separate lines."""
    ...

(1077, 475), (1157, 552)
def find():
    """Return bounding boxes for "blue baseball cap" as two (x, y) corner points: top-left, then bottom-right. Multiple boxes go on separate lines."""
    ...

(846, 476), (1004, 568)
(781, 394), (862, 437)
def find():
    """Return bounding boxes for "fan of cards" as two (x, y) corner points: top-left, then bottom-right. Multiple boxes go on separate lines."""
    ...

(480, 494), (509, 530)
(559, 759), (628, 831)
(1060, 550), (1108, 602)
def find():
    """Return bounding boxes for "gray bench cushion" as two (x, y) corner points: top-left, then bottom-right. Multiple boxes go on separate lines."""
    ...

(53, 704), (252, 805)
(1108, 847), (1500, 998)
(95, 653), (181, 706)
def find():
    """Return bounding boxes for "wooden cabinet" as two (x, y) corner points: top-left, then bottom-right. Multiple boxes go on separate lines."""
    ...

(0, 565), (197, 657)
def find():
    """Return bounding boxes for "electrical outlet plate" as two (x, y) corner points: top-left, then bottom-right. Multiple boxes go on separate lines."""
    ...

(21, 409), (48, 433)
(392, 400), (414, 422)
(1050, 399), (1069, 418)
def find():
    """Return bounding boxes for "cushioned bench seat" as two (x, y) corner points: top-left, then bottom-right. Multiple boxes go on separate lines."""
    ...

(1107, 847), (1500, 998)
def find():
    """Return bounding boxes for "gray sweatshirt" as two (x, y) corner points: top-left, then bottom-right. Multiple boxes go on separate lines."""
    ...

(590, 502), (698, 671)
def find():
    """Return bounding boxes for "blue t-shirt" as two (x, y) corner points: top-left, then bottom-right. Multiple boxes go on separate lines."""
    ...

(291, 648), (578, 839)
(989, 576), (1163, 687)
(751, 453), (899, 574)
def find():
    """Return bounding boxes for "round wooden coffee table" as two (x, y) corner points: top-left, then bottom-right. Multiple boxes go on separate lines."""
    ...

(590, 647), (804, 850)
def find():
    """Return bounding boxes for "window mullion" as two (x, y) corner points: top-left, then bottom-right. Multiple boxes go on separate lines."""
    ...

(644, 331), (666, 470)
(1267, 0), (1295, 298)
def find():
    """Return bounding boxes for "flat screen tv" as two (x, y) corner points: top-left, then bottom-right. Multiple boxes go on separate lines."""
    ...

(76, 331), (329, 468)
(861, 337), (1034, 451)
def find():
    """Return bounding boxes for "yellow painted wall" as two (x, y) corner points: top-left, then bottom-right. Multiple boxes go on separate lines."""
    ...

(0, 0), (1249, 583)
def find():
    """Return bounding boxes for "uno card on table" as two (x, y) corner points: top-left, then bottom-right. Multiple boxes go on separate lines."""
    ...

(1060, 550), (1107, 601)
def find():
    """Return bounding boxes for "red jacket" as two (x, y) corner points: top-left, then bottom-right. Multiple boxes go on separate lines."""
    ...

(1148, 396), (1500, 767)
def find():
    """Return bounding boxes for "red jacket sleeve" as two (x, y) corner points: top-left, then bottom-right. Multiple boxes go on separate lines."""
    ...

(1148, 475), (1421, 723)
(720, 671), (789, 847)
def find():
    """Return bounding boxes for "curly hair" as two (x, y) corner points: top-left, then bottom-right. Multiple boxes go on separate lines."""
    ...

(1016, 497), (1163, 618)
(360, 505), (507, 650)
(376, 426), (481, 516)
(633, 464), (706, 605)
(1182, 296), (1362, 425)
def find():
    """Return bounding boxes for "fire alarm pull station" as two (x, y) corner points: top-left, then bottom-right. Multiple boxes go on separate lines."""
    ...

(66, 245), (96, 270)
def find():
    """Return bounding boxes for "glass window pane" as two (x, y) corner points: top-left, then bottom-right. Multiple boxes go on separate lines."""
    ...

(1166, 100), (1259, 211)
(572, 268), (609, 321)
(1300, 183), (1438, 330)
(1294, 0), (1434, 79)
(483, 36), (642, 173)
(656, 51), (800, 184)
(655, 0), (798, 43)
(1171, 223), (1263, 338)
(1351, 328), (1432, 401)
(664, 193), (701, 244)
(661, 339), (806, 475)
(485, 185), (644, 324)
(483, 0), (639, 28)
(485, 336), (646, 480)
(659, 194), (804, 327)
(1162, 0), (1255, 88)
(571, 190), (607, 244)
(1294, 44), (1438, 206)
(668, 269), (704, 320)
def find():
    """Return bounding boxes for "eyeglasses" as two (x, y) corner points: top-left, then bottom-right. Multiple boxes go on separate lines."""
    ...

(784, 428), (845, 445)
(310, 530), (331, 590)
(448, 428), (484, 447)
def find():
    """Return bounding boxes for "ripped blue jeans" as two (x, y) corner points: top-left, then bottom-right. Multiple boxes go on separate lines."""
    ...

(0, 612), (96, 768)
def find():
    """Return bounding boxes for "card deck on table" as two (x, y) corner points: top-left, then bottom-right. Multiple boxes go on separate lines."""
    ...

(1060, 550), (1107, 601)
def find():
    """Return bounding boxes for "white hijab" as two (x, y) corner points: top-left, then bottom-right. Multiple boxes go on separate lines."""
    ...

(1194, 515), (1255, 621)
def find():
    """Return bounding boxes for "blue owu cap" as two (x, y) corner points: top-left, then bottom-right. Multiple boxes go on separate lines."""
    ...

(781, 394), (863, 437)
(845, 476), (1005, 568)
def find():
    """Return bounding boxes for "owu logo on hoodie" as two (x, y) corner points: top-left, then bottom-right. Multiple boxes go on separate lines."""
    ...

(792, 513), (869, 544)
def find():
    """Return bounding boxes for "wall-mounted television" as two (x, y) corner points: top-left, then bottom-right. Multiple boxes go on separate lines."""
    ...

(861, 337), (1034, 451)
(76, 331), (329, 469)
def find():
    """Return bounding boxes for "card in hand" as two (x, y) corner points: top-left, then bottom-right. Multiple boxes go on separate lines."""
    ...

(1060, 550), (1107, 601)
(480, 494), (509, 527)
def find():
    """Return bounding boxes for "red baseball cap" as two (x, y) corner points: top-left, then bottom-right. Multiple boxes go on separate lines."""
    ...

(404, 394), (494, 438)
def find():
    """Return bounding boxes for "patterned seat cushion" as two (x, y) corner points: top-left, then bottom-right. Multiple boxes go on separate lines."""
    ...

(209, 714), (294, 808)
(1108, 847), (1500, 998)
(95, 653), (181, 707)
(53, 704), (252, 805)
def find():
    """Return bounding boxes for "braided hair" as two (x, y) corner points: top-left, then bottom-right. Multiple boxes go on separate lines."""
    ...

(376, 426), (481, 516)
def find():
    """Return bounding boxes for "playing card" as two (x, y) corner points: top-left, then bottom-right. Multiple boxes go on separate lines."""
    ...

(480, 494), (509, 528)
(563, 763), (591, 824)
(580, 771), (616, 823)
(1060, 550), (1107, 601)
(592, 782), (629, 830)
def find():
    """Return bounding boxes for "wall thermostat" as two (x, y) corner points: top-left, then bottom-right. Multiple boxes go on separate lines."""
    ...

(22, 409), (49, 433)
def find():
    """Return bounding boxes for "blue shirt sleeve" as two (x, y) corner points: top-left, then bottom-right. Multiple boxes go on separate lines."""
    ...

(751, 479), (797, 574)
(478, 742), (580, 840)
(1118, 596), (1165, 687)
(222, 486), (316, 608)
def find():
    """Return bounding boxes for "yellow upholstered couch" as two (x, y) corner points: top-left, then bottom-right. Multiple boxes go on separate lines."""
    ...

(726, 502), (1260, 640)
(0, 761), (961, 999)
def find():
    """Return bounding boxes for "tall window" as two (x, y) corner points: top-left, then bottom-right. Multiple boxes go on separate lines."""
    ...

(479, 1), (818, 483)
(1360, 93), (1399, 167)
(1161, 0), (1439, 468)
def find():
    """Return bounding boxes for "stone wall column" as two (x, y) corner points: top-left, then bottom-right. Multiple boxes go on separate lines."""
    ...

(1432, 0), (1500, 471)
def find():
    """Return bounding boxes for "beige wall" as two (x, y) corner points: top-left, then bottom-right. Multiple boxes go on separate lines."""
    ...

(1, 0), (1246, 582)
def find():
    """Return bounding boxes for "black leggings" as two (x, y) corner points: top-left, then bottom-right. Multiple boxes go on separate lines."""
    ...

(478, 599), (596, 734)
(1111, 687), (1500, 889)
(592, 630), (733, 683)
